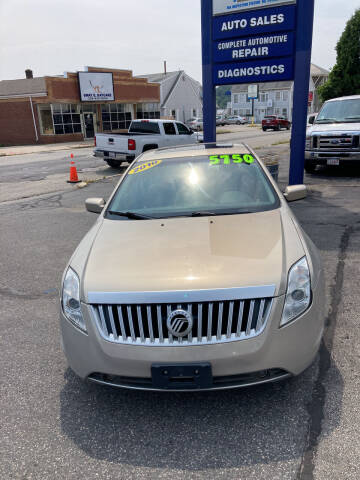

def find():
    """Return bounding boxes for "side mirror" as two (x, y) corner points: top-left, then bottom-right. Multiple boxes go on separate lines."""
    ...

(85, 198), (106, 214)
(283, 185), (307, 202)
(308, 115), (316, 125)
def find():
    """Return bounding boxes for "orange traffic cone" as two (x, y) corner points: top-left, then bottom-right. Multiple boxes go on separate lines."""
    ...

(67, 154), (81, 183)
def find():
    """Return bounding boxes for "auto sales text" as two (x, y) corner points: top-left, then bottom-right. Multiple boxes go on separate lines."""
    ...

(221, 14), (284, 31)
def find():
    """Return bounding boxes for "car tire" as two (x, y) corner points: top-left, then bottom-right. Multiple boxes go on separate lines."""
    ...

(106, 160), (122, 169)
(262, 127), (267, 132)
(304, 160), (317, 173)
(236, 121), (241, 125)
(286, 125), (290, 130)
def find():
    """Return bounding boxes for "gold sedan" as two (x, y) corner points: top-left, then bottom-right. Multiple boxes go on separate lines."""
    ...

(60, 144), (325, 391)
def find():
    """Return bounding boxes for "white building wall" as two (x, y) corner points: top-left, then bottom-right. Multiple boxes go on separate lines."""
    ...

(231, 89), (292, 123)
(163, 73), (202, 122)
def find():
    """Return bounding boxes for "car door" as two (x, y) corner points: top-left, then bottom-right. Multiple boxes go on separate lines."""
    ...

(163, 122), (178, 146)
(175, 122), (195, 145)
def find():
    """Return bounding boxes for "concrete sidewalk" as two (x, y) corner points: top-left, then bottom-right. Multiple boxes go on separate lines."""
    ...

(0, 140), (93, 157)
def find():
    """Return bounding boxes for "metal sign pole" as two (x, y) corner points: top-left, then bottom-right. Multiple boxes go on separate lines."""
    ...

(289, 0), (315, 185)
(201, 0), (216, 143)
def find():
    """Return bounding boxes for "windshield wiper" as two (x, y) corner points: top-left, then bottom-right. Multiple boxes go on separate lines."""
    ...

(190, 211), (217, 217)
(190, 210), (252, 217)
(108, 210), (154, 220)
(315, 118), (339, 124)
(343, 116), (360, 121)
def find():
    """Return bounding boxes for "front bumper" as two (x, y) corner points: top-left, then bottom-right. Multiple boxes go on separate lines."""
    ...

(60, 280), (325, 391)
(306, 150), (360, 164)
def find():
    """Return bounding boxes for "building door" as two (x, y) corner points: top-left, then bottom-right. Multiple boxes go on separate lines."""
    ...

(83, 113), (95, 138)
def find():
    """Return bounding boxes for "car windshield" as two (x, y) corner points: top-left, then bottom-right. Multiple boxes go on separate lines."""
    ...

(106, 153), (279, 219)
(315, 99), (360, 123)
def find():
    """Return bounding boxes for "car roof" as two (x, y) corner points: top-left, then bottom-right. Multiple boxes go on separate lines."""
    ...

(137, 143), (252, 162)
(132, 119), (182, 124)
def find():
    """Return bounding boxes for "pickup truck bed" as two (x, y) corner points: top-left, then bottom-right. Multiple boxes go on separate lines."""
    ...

(94, 119), (201, 168)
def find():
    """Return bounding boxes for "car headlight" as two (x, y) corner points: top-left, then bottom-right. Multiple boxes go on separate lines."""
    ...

(62, 268), (86, 332)
(281, 257), (311, 326)
(305, 136), (311, 150)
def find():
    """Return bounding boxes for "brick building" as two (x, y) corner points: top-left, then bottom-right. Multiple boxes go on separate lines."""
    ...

(0, 67), (160, 146)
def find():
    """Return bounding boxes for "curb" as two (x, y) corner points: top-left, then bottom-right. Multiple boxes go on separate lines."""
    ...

(0, 143), (92, 157)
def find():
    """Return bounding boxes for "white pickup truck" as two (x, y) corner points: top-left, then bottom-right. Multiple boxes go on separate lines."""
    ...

(94, 119), (202, 168)
(305, 95), (360, 172)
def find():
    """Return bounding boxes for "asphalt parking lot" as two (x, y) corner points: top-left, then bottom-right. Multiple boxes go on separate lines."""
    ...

(1, 147), (360, 479)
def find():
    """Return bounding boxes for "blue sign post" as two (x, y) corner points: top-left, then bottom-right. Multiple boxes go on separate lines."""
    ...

(201, 0), (315, 185)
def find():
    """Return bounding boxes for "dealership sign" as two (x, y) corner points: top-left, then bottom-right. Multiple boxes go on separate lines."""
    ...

(201, 0), (315, 185)
(213, 0), (297, 15)
(78, 72), (114, 102)
(212, 4), (296, 85)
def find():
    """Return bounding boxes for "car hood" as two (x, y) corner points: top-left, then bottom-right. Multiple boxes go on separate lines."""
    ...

(308, 122), (360, 133)
(82, 209), (305, 301)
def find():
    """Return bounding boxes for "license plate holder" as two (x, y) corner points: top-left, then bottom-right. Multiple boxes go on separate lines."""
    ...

(109, 152), (116, 158)
(327, 158), (340, 165)
(151, 363), (213, 390)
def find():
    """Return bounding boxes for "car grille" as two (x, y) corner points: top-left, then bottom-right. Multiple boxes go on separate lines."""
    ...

(91, 297), (273, 346)
(314, 135), (359, 150)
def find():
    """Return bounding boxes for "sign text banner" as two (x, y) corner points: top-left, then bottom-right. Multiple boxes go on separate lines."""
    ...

(213, 5), (296, 40)
(213, 0), (296, 16)
(213, 31), (294, 63)
(214, 57), (294, 85)
(78, 72), (114, 102)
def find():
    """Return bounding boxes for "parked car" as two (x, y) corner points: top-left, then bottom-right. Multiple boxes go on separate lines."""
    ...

(305, 95), (360, 172)
(225, 115), (247, 125)
(186, 117), (203, 131)
(60, 143), (325, 392)
(216, 115), (227, 126)
(262, 116), (291, 131)
(94, 119), (201, 168)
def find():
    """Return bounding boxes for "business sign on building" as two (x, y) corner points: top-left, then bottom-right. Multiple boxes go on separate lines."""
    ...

(78, 72), (114, 102)
(213, 0), (296, 15)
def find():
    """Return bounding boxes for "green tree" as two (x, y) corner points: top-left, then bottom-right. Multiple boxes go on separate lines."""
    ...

(216, 85), (231, 109)
(319, 9), (360, 101)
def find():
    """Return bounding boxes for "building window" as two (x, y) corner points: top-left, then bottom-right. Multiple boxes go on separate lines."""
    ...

(275, 108), (280, 115)
(51, 104), (81, 135)
(137, 103), (160, 120)
(275, 91), (281, 101)
(282, 91), (289, 101)
(233, 109), (238, 115)
(260, 93), (268, 103)
(233, 94), (239, 104)
(282, 108), (288, 117)
(38, 105), (54, 135)
(102, 103), (132, 131)
(192, 108), (197, 117)
(81, 104), (96, 113)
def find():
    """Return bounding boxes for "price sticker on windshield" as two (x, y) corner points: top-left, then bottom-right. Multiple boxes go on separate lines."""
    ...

(209, 154), (255, 165)
(129, 160), (162, 175)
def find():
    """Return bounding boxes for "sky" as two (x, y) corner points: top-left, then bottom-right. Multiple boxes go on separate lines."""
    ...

(0, 0), (359, 82)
